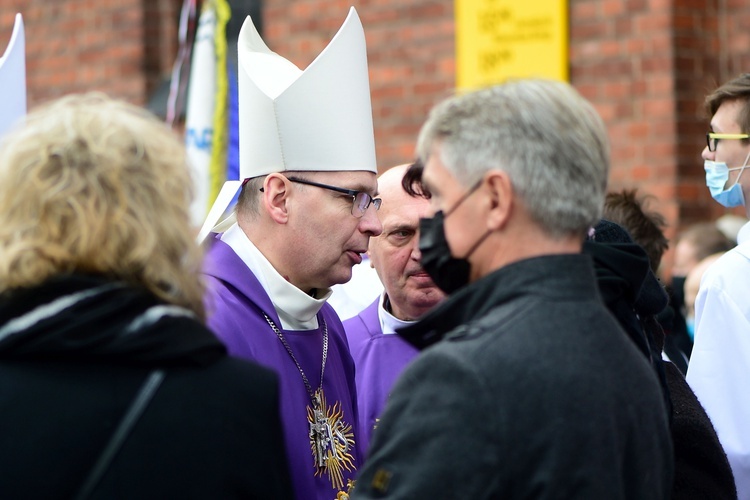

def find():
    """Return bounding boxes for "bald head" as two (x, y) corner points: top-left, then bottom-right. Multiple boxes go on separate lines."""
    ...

(368, 164), (445, 321)
(377, 164), (412, 204)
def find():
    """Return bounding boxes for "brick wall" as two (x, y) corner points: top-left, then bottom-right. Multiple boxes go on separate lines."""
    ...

(264, 0), (455, 170)
(569, 0), (683, 265)
(264, 0), (750, 274)
(6, 0), (750, 272)
(672, 0), (719, 227)
(0, 0), (180, 107)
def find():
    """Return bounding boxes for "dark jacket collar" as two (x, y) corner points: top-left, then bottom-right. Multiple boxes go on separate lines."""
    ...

(0, 274), (226, 367)
(398, 253), (600, 350)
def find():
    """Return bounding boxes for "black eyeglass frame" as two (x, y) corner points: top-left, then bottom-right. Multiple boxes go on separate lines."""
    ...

(286, 176), (382, 217)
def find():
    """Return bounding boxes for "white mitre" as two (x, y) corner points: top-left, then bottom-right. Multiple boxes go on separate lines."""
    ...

(198, 7), (376, 243)
(0, 14), (26, 139)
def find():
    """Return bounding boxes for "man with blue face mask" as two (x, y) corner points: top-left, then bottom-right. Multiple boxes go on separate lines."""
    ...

(687, 73), (750, 499)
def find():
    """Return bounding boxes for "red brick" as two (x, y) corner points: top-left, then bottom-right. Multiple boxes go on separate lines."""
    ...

(571, 1), (599, 21)
(603, 0), (626, 16)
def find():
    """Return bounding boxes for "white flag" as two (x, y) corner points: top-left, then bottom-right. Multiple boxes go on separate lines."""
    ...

(184, 4), (218, 226)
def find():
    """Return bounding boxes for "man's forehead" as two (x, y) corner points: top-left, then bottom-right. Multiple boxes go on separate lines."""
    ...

(374, 167), (431, 227)
(712, 99), (745, 131)
(381, 196), (430, 220)
(382, 216), (420, 231)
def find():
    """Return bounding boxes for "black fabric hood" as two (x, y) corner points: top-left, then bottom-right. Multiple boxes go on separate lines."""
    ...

(0, 274), (226, 367)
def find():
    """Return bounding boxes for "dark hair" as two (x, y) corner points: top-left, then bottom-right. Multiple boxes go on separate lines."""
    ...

(705, 73), (750, 144)
(401, 159), (432, 199)
(603, 189), (669, 271)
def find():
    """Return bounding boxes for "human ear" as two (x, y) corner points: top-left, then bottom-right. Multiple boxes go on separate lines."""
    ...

(263, 174), (291, 224)
(485, 171), (513, 231)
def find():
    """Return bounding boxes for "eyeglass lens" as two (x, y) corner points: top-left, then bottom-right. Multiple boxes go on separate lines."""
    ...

(353, 192), (371, 216)
(352, 192), (382, 217)
(707, 134), (717, 152)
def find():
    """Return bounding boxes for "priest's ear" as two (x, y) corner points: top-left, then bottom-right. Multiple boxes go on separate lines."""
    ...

(261, 174), (292, 224)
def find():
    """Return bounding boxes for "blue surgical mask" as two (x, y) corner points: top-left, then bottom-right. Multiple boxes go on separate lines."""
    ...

(704, 152), (750, 207)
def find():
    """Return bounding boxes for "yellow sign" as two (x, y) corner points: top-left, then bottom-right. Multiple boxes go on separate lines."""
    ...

(456, 0), (568, 91)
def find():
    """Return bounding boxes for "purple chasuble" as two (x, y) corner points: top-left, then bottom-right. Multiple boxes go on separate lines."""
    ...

(203, 238), (361, 500)
(343, 298), (418, 455)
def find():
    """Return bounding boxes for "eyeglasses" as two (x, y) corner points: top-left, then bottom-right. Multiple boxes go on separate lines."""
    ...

(287, 177), (382, 218)
(706, 132), (750, 152)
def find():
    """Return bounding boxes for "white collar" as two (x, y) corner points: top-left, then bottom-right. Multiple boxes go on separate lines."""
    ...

(221, 223), (331, 330)
(737, 221), (750, 245)
(377, 292), (416, 334)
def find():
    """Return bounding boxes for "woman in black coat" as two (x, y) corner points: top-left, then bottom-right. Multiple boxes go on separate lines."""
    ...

(0, 94), (293, 499)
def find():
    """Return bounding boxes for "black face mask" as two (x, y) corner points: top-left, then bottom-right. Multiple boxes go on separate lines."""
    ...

(418, 180), (488, 294)
(419, 211), (472, 294)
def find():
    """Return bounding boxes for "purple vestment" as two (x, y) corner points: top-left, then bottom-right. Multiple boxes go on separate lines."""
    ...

(203, 238), (361, 500)
(343, 298), (419, 455)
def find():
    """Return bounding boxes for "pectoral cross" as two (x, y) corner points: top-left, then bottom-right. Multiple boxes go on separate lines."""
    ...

(309, 392), (332, 468)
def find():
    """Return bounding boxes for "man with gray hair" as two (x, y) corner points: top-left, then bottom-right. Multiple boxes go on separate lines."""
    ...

(352, 80), (673, 499)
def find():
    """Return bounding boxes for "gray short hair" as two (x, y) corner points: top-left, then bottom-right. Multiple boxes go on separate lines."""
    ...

(416, 80), (610, 238)
(236, 176), (265, 219)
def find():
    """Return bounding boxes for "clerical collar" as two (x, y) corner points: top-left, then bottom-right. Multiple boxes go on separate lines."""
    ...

(221, 223), (331, 330)
(377, 292), (415, 334)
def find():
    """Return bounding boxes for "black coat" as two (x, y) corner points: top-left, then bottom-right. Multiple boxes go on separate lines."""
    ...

(0, 274), (293, 499)
(585, 220), (736, 500)
(355, 255), (673, 499)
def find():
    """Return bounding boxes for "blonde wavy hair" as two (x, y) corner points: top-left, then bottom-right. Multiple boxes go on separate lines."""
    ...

(0, 93), (205, 320)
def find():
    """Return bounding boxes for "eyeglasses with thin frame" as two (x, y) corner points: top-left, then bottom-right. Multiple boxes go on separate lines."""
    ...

(287, 177), (382, 218)
(706, 132), (750, 152)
